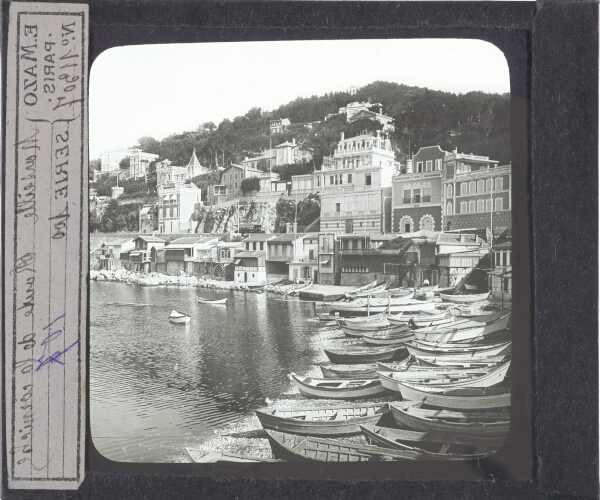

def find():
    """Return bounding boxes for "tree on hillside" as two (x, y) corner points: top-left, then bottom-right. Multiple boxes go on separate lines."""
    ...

(241, 177), (260, 195)
(119, 156), (130, 171)
(136, 136), (160, 154)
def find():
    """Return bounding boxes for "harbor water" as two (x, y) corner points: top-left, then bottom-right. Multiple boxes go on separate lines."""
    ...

(90, 281), (341, 462)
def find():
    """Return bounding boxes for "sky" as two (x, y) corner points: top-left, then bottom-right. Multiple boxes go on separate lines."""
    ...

(89, 38), (510, 159)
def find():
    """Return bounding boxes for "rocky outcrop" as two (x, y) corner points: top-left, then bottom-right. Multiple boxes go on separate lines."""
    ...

(193, 200), (280, 233)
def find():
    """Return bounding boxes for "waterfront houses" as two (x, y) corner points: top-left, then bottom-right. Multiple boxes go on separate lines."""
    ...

(318, 131), (399, 234)
(129, 235), (166, 272)
(488, 230), (512, 300)
(101, 238), (135, 271)
(392, 146), (447, 233)
(160, 236), (219, 275)
(234, 234), (277, 283)
(266, 233), (319, 282)
(436, 232), (488, 288)
(317, 233), (340, 285)
(338, 231), (438, 287)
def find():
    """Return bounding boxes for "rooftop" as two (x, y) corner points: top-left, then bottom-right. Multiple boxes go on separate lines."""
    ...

(135, 235), (166, 243)
(235, 250), (265, 259)
(243, 234), (277, 242)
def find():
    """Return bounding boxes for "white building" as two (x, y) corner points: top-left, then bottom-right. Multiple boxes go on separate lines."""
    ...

(318, 131), (399, 234)
(129, 148), (159, 178)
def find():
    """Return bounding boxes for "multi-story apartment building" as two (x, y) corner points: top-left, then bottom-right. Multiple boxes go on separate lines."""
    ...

(275, 138), (312, 166)
(156, 152), (205, 234)
(392, 146), (448, 234)
(319, 131), (398, 234)
(128, 148), (159, 178)
(442, 151), (510, 236)
(234, 234), (277, 283)
(95, 148), (131, 180)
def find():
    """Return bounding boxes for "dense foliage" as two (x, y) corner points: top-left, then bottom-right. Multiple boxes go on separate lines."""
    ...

(90, 200), (141, 232)
(241, 177), (260, 195)
(96, 81), (510, 172)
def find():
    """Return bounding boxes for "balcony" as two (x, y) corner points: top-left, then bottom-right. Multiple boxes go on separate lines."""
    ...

(291, 257), (318, 264)
(267, 254), (292, 262)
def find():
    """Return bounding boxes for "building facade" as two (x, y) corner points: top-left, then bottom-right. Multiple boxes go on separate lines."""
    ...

(129, 235), (166, 272)
(442, 152), (511, 236)
(317, 233), (340, 285)
(274, 138), (312, 166)
(128, 148), (159, 178)
(392, 146), (448, 234)
(98, 149), (131, 178)
(234, 234), (276, 283)
(138, 204), (157, 234)
(270, 118), (290, 135)
(319, 131), (398, 234)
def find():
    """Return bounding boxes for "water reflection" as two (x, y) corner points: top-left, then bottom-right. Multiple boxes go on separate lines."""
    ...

(90, 282), (321, 462)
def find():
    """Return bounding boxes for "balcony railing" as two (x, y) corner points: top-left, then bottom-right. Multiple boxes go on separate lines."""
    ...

(267, 254), (291, 262)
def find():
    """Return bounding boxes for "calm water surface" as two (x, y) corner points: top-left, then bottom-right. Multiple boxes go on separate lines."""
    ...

(90, 281), (325, 462)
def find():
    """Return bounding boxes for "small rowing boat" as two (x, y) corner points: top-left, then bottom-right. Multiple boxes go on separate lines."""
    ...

(413, 312), (511, 343)
(324, 346), (406, 364)
(255, 403), (389, 436)
(439, 291), (491, 303)
(359, 425), (503, 456)
(376, 367), (490, 392)
(342, 324), (409, 338)
(390, 402), (510, 438)
(197, 297), (227, 304)
(320, 364), (379, 379)
(289, 373), (386, 399)
(406, 340), (512, 359)
(169, 310), (190, 324)
(393, 383), (511, 410)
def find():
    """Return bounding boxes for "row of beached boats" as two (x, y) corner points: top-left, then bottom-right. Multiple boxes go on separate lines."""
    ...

(185, 290), (512, 463)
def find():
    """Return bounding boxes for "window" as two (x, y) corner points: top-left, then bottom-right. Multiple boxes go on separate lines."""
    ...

(365, 174), (371, 186)
(336, 203), (341, 213)
(477, 180), (485, 193)
(372, 221), (375, 227)
(461, 182), (468, 195)
(253, 242), (257, 250)
(260, 242), (264, 250)
(234, 182), (237, 189)
(477, 199), (485, 212)
(403, 189), (411, 204)
(246, 242), (250, 250)
(339, 175), (342, 185)
(435, 159), (442, 171)
(421, 216), (434, 231)
(469, 181), (476, 195)
(229, 173), (232, 180)
(495, 197), (504, 211)
(330, 176), (334, 185)
(495, 177), (504, 191)
(235, 173), (238, 180)
(469, 200), (476, 213)
(413, 189), (421, 204)
(416, 162), (423, 173)
(426, 160), (432, 172)
(423, 187), (431, 203)
(169, 207), (173, 218)
(348, 174), (352, 183)
(486, 198), (492, 211)
(460, 201), (468, 213)
(404, 223), (411, 233)
(486, 178), (492, 191)
(294, 149), (298, 156)
(447, 184), (453, 198)
(446, 202), (453, 215)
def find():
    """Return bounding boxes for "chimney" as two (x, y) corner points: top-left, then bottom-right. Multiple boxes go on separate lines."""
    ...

(453, 148), (458, 154)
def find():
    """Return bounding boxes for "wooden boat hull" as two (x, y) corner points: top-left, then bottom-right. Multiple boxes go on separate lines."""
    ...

(359, 424), (506, 449)
(342, 324), (409, 337)
(390, 404), (510, 438)
(185, 448), (279, 463)
(406, 341), (512, 359)
(439, 291), (491, 303)
(337, 313), (387, 327)
(393, 361), (510, 390)
(324, 347), (406, 364)
(362, 332), (416, 346)
(197, 297), (227, 304)
(317, 312), (339, 322)
(255, 403), (389, 436)
(320, 364), (379, 379)
(333, 300), (436, 315)
(360, 425), (504, 460)
(264, 430), (454, 462)
(395, 383), (511, 410)
(169, 311), (190, 324)
(340, 320), (392, 333)
(414, 313), (511, 343)
(290, 374), (386, 399)
(376, 368), (490, 392)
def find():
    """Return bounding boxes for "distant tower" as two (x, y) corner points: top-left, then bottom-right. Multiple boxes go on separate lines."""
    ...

(187, 148), (203, 177)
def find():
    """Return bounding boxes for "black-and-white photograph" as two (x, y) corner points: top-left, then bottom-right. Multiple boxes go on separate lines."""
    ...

(88, 38), (519, 469)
